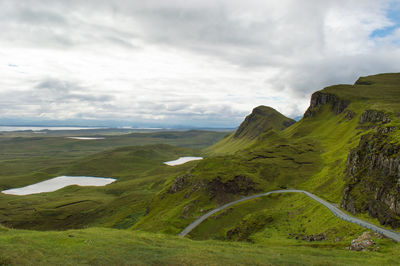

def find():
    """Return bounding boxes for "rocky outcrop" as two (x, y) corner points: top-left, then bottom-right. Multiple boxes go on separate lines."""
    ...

(304, 92), (350, 118)
(288, 233), (326, 241)
(349, 232), (376, 251)
(168, 175), (188, 193)
(168, 174), (192, 193)
(341, 125), (400, 227)
(359, 110), (391, 124)
(168, 174), (258, 204)
(344, 110), (355, 120)
(207, 175), (257, 199)
(226, 213), (273, 242)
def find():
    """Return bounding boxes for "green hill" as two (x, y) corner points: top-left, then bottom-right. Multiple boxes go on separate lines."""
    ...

(136, 73), (400, 246)
(234, 106), (295, 139)
(206, 105), (295, 155)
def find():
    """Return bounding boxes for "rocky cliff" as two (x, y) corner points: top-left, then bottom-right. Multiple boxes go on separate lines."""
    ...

(303, 91), (350, 118)
(341, 110), (400, 227)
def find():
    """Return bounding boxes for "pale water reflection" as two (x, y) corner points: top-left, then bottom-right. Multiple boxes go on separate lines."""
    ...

(2, 176), (116, 195)
(67, 137), (105, 140)
(164, 157), (203, 166)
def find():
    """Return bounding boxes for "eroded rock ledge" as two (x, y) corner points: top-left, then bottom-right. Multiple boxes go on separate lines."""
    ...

(167, 174), (258, 203)
(341, 116), (400, 227)
(359, 110), (391, 124)
(304, 91), (350, 118)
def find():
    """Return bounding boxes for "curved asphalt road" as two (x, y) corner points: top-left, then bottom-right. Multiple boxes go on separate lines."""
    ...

(178, 189), (400, 242)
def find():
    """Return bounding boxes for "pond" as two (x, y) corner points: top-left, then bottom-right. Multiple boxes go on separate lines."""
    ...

(2, 176), (116, 195)
(164, 157), (203, 166)
(67, 137), (105, 140)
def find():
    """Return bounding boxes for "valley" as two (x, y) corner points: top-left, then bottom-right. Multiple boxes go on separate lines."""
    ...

(1, 73), (400, 264)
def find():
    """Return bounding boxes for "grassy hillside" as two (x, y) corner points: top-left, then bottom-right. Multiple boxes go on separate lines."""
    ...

(0, 227), (399, 265)
(135, 73), (400, 244)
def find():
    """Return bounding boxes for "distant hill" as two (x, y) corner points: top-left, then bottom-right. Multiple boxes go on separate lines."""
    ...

(233, 106), (295, 139)
(206, 105), (295, 154)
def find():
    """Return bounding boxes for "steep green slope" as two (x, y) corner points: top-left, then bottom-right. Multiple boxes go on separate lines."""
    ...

(206, 106), (295, 155)
(136, 73), (400, 244)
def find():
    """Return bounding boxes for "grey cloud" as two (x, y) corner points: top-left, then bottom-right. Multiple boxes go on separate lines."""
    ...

(0, 0), (399, 126)
(15, 6), (67, 25)
(35, 79), (75, 91)
(0, 1), (326, 59)
(33, 78), (114, 103)
(0, 1), (140, 49)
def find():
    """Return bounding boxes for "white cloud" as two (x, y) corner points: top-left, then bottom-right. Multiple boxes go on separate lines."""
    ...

(0, 0), (399, 127)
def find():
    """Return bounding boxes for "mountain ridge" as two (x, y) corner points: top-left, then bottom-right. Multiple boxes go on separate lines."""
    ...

(234, 105), (295, 139)
(205, 105), (295, 155)
(136, 72), (400, 242)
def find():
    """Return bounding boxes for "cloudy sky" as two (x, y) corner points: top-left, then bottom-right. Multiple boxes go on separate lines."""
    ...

(1, 0), (400, 128)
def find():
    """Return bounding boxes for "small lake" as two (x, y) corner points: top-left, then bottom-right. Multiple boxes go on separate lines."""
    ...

(67, 137), (106, 140)
(2, 176), (116, 196)
(164, 157), (203, 166)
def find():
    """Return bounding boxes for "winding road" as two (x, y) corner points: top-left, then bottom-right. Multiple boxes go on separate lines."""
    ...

(178, 189), (400, 242)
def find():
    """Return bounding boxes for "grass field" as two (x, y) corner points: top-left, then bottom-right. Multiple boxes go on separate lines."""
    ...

(0, 227), (399, 265)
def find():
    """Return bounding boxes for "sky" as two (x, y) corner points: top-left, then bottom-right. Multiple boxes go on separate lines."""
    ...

(1, 0), (400, 128)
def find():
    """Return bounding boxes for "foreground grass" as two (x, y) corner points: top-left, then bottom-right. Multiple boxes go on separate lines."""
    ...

(0, 227), (399, 265)
(188, 193), (364, 241)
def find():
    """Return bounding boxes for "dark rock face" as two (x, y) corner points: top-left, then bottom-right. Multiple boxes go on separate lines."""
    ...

(341, 122), (400, 227)
(303, 92), (350, 118)
(359, 110), (391, 124)
(168, 174), (192, 193)
(169, 174), (258, 204)
(344, 110), (355, 120)
(207, 175), (257, 201)
(288, 233), (326, 241)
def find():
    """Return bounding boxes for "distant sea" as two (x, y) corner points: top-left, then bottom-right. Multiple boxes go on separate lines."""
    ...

(0, 126), (105, 132)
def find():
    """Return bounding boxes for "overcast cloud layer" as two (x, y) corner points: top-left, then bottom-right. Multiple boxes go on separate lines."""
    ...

(1, 0), (400, 127)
